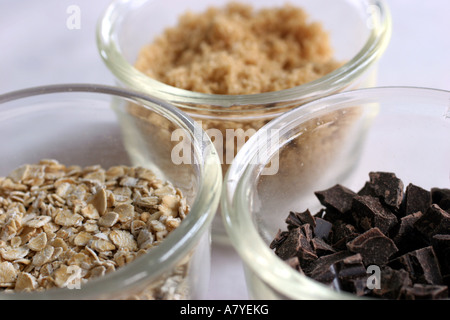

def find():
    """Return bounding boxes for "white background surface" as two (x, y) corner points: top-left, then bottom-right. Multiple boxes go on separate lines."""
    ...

(0, 0), (449, 300)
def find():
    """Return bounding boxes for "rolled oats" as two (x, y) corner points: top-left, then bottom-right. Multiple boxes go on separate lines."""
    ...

(0, 159), (190, 295)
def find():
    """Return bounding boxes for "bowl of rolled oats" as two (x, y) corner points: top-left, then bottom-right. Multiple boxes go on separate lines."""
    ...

(0, 84), (222, 299)
(222, 87), (450, 299)
(97, 0), (392, 243)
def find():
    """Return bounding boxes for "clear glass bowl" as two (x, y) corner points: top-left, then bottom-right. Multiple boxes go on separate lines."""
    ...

(0, 84), (222, 299)
(97, 0), (392, 243)
(222, 87), (450, 299)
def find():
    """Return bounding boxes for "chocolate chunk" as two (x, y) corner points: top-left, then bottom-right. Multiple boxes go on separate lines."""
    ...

(314, 184), (356, 215)
(285, 210), (315, 230)
(431, 234), (450, 275)
(346, 227), (398, 266)
(371, 266), (412, 299)
(313, 217), (333, 240)
(404, 183), (431, 216)
(351, 195), (398, 235)
(332, 254), (368, 295)
(431, 188), (450, 211)
(273, 227), (302, 260)
(357, 182), (377, 197)
(297, 225), (318, 264)
(401, 284), (448, 300)
(269, 229), (288, 250)
(389, 246), (443, 285)
(312, 237), (336, 256)
(330, 220), (360, 251)
(341, 277), (370, 297)
(334, 253), (367, 279)
(301, 223), (314, 244)
(414, 204), (450, 240)
(368, 172), (404, 209)
(393, 211), (428, 254)
(306, 251), (354, 282)
(274, 226), (318, 263)
(271, 174), (450, 299)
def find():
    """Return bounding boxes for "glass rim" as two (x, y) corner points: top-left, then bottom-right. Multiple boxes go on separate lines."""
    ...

(0, 83), (222, 299)
(221, 86), (450, 300)
(96, 0), (392, 110)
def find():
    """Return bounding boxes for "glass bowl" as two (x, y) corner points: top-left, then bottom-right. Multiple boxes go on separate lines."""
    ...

(222, 87), (450, 299)
(0, 84), (222, 299)
(97, 0), (392, 243)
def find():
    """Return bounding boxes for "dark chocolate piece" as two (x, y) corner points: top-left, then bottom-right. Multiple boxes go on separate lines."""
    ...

(314, 184), (356, 215)
(334, 253), (367, 279)
(332, 254), (368, 295)
(311, 237), (336, 256)
(431, 188), (450, 211)
(401, 284), (448, 300)
(357, 182), (377, 197)
(431, 234), (450, 275)
(269, 229), (288, 250)
(330, 220), (360, 251)
(273, 227), (302, 260)
(368, 172), (404, 210)
(351, 195), (398, 235)
(389, 246), (443, 285)
(393, 211), (427, 254)
(346, 227), (398, 266)
(313, 217), (333, 240)
(271, 173), (450, 299)
(297, 225), (318, 264)
(414, 204), (450, 239)
(404, 183), (431, 216)
(306, 251), (354, 282)
(341, 277), (370, 297)
(371, 266), (412, 299)
(285, 210), (315, 230)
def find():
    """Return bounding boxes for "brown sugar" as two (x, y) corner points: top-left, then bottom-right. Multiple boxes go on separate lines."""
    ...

(135, 2), (342, 95)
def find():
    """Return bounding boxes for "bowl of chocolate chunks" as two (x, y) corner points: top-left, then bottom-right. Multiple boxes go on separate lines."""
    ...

(222, 86), (450, 300)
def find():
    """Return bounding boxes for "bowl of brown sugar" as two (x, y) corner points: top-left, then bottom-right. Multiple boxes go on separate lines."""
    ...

(97, 0), (392, 242)
(0, 84), (222, 299)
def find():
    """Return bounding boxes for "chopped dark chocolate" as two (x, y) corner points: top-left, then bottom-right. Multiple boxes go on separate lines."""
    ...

(306, 251), (354, 283)
(431, 188), (450, 211)
(312, 237), (336, 256)
(296, 226), (318, 264)
(368, 172), (404, 210)
(270, 172), (450, 299)
(273, 227), (302, 260)
(330, 220), (360, 251)
(414, 204), (450, 240)
(269, 229), (288, 250)
(285, 210), (315, 229)
(313, 217), (333, 241)
(400, 284), (448, 300)
(314, 184), (357, 215)
(371, 266), (412, 300)
(346, 227), (398, 266)
(431, 234), (450, 275)
(404, 183), (431, 216)
(351, 195), (398, 235)
(389, 246), (443, 285)
(393, 211), (428, 254)
(357, 181), (377, 197)
(334, 253), (367, 280)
